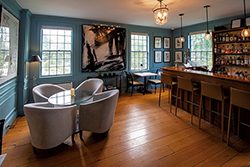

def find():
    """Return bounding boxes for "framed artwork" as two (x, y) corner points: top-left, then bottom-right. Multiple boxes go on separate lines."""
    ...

(231, 19), (242, 28)
(154, 36), (162, 48)
(163, 37), (170, 48)
(154, 51), (162, 63)
(175, 37), (182, 49)
(246, 17), (250, 26)
(81, 25), (126, 72)
(175, 51), (182, 63)
(163, 51), (170, 63)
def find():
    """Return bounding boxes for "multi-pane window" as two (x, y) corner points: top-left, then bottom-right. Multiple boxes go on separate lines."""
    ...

(0, 27), (10, 76)
(130, 33), (149, 71)
(190, 32), (212, 70)
(41, 27), (72, 76)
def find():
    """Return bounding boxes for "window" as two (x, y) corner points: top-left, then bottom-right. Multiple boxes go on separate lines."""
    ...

(41, 27), (72, 76)
(0, 8), (19, 84)
(189, 32), (212, 70)
(0, 27), (10, 77)
(130, 33), (149, 71)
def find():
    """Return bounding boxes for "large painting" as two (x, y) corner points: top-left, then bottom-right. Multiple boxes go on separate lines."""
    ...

(82, 25), (126, 72)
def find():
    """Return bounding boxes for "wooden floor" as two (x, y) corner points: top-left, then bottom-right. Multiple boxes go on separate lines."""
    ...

(2, 90), (250, 167)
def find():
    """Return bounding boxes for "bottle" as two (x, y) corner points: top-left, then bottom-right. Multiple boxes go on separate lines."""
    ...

(232, 56), (236, 65)
(244, 56), (249, 66)
(236, 56), (240, 65)
(241, 56), (244, 66)
(70, 88), (75, 96)
(225, 33), (229, 42)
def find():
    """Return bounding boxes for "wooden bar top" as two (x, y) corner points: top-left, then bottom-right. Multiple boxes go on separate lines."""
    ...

(161, 67), (250, 91)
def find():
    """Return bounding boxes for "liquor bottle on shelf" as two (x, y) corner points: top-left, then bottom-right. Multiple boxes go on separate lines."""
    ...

(236, 56), (241, 65)
(244, 56), (249, 66)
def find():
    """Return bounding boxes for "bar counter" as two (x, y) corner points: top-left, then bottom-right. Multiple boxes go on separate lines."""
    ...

(161, 67), (250, 91)
(161, 66), (250, 140)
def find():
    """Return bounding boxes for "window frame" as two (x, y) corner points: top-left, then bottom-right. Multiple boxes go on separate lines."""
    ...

(188, 31), (213, 70)
(130, 32), (149, 72)
(40, 26), (73, 77)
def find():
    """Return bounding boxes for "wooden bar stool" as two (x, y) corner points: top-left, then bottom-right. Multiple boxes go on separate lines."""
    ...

(175, 76), (199, 124)
(227, 88), (250, 145)
(198, 81), (226, 141)
(159, 73), (177, 113)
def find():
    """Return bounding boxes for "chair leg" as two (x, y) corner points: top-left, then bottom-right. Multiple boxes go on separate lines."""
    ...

(175, 88), (179, 116)
(155, 85), (157, 94)
(208, 98), (212, 124)
(71, 134), (75, 143)
(159, 84), (162, 106)
(227, 104), (232, 145)
(221, 100), (225, 141)
(237, 108), (240, 137)
(191, 91), (194, 124)
(198, 95), (203, 128)
(169, 86), (172, 113)
(131, 85), (134, 96)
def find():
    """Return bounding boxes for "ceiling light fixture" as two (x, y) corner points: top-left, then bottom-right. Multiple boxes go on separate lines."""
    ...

(241, 0), (250, 38)
(152, 0), (169, 25)
(179, 13), (185, 42)
(204, 5), (211, 40)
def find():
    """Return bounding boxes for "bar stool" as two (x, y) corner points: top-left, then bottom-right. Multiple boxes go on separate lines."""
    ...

(198, 81), (226, 140)
(175, 76), (199, 124)
(158, 73), (177, 113)
(227, 88), (250, 145)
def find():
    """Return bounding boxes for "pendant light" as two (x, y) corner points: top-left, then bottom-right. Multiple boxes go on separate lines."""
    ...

(241, 0), (250, 38)
(179, 13), (185, 42)
(153, 0), (169, 25)
(204, 5), (211, 40)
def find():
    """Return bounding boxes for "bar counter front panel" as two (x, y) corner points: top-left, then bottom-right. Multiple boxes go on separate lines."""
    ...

(162, 67), (250, 140)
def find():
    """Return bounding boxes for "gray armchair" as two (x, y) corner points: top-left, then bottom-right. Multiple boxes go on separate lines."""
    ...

(78, 89), (119, 141)
(76, 78), (104, 95)
(24, 102), (77, 150)
(32, 84), (66, 102)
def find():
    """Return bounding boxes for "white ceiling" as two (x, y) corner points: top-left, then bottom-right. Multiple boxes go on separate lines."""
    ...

(16, 0), (249, 29)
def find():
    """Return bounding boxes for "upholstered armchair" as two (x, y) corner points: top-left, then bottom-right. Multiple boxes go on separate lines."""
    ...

(78, 89), (119, 141)
(32, 84), (66, 102)
(24, 102), (77, 150)
(76, 78), (104, 95)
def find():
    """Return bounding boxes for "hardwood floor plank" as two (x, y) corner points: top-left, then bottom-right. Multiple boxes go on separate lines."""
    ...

(2, 92), (250, 167)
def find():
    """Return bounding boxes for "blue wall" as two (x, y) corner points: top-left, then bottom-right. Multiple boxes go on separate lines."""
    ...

(172, 13), (250, 63)
(29, 15), (172, 95)
(0, 0), (28, 134)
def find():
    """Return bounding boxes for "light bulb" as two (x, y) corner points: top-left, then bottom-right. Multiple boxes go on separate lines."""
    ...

(204, 32), (211, 40)
(241, 27), (250, 38)
(180, 36), (185, 42)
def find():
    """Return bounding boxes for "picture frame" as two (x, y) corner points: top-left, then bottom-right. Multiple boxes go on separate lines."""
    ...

(231, 19), (242, 28)
(175, 51), (182, 63)
(154, 51), (162, 63)
(163, 51), (170, 63)
(246, 17), (250, 26)
(175, 37), (182, 49)
(154, 36), (162, 49)
(163, 37), (170, 49)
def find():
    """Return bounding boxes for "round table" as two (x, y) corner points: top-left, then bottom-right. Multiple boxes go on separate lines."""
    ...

(48, 90), (93, 106)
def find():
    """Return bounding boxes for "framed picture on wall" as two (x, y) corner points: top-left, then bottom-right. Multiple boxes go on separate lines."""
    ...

(246, 17), (250, 26)
(175, 37), (182, 48)
(163, 37), (170, 48)
(154, 36), (162, 48)
(154, 51), (162, 63)
(175, 51), (182, 63)
(163, 51), (170, 63)
(231, 19), (242, 28)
